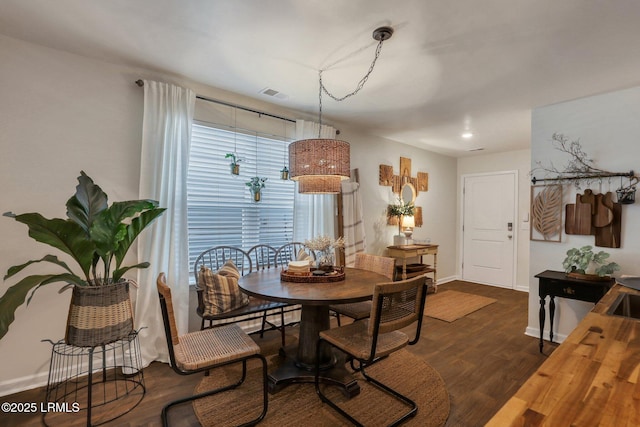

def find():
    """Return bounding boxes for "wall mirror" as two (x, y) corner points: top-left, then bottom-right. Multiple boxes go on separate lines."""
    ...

(401, 182), (416, 204)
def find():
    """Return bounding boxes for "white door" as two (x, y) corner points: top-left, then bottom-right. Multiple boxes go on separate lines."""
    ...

(462, 172), (516, 288)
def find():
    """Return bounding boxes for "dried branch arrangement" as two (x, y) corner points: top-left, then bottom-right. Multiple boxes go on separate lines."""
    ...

(531, 133), (634, 188)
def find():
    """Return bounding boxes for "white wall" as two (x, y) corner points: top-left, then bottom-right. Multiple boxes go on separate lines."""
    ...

(341, 126), (459, 282)
(528, 86), (640, 343)
(0, 34), (458, 395)
(457, 150), (532, 291)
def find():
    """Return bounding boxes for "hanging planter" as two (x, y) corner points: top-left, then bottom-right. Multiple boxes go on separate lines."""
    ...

(246, 177), (267, 203)
(280, 166), (289, 180)
(225, 153), (242, 175)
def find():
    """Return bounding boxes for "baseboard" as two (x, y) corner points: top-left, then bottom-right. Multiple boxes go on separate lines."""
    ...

(525, 326), (568, 345)
(436, 275), (458, 285)
(0, 371), (50, 398)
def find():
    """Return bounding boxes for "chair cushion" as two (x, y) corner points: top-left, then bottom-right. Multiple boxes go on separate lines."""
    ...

(320, 320), (409, 360)
(330, 301), (372, 320)
(199, 265), (249, 316)
(173, 323), (260, 371)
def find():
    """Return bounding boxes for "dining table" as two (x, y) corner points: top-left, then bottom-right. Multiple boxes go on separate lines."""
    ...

(237, 267), (388, 396)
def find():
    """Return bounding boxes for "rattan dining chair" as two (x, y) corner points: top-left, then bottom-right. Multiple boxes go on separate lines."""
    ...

(315, 275), (428, 427)
(330, 253), (396, 326)
(156, 273), (268, 426)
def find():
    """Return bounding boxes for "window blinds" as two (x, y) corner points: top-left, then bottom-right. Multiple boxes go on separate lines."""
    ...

(187, 122), (295, 280)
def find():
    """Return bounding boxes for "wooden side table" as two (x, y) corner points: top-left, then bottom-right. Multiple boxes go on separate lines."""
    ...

(387, 244), (438, 287)
(535, 270), (614, 353)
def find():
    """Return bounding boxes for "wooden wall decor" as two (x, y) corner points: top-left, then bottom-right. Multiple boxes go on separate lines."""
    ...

(414, 206), (423, 227)
(417, 172), (429, 192)
(381, 156), (428, 229)
(379, 164), (393, 186)
(379, 157), (429, 197)
(530, 185), (562, 242)
(400, 157), (412, 179)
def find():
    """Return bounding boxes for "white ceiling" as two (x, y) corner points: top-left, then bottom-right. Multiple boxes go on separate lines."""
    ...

(2, 0), (640, 157)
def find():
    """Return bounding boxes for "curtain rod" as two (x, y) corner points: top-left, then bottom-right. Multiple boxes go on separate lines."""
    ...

(135, 79), (296, 123)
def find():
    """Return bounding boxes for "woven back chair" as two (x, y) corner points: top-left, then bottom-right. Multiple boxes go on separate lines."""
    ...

(274, 242), (315, 268)
(156, 273), (268, 426)
(247, 244), (278, 271)
(315, 275), (428, 426)
(330, 253), (396, 326)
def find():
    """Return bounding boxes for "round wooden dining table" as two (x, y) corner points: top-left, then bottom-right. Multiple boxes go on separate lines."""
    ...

(238, 267), (388, 396)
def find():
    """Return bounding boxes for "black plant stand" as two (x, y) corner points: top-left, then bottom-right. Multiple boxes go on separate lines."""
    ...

(43, 331), (145, 426)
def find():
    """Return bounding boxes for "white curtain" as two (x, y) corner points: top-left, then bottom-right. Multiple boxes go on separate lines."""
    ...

(341, 180), (366, 266)
(293, 120), (338, 241)
(136, 80), (195, 365)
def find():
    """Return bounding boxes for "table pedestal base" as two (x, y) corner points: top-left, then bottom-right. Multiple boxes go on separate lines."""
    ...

(267, 346), (360, 398)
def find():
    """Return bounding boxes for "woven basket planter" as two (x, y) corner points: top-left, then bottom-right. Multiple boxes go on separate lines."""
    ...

(65, 280), (134, 348)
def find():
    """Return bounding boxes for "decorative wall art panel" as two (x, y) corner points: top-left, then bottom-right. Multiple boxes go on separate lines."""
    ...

(530, 185), (562, 242)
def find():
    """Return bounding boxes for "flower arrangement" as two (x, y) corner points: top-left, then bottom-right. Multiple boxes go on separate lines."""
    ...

(305, 235), (345, 268)
(388, 198), (415, 235)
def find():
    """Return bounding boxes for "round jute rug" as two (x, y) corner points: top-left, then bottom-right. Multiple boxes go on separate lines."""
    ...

(193, 349), (450, 426)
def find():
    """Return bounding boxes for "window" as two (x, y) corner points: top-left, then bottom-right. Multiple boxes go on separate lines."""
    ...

(187, 122), (294, 277)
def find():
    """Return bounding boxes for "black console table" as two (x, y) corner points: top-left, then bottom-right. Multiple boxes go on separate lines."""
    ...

(536, 270), (614, 353)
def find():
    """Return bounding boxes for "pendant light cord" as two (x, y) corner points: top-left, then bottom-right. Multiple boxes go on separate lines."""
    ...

(317, 35), (388, 136)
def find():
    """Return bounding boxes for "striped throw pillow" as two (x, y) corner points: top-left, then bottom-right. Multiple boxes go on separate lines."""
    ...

(217, 259), (241, 280)
(198, 265), (249, 315)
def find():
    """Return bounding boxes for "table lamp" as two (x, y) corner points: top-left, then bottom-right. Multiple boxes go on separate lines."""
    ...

(401, 215), (415, 242)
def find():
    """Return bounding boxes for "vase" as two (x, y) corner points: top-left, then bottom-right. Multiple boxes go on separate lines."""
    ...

(65, 280), (134, 347)
(317, 252), (334, 272)
(231, 164), (240, 175)
(252, 190), (261, 202)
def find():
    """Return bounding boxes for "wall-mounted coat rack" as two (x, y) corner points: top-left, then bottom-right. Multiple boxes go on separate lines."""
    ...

(531, 170), (635, 185)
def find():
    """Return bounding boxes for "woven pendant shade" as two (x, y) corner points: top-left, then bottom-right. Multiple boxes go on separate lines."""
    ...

(288, 138), (350, 194)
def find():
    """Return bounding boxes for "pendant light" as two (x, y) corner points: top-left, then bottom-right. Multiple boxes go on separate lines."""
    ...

(289, 26), (394, 194)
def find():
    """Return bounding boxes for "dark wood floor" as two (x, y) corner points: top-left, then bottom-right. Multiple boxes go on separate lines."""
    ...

(2, 281), (557, 427)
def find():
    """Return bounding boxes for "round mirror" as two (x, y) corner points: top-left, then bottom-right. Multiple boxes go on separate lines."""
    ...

(401, 182), (416, 204)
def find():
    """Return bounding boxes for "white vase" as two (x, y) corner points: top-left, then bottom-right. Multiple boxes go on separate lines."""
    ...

(393, 235), (406, 246)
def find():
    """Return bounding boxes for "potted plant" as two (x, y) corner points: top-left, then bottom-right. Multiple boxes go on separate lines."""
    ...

(0, 171), (165, 346)
(225, 153), (242, 175)
(280, 165), (289, 180)
(246, 176), (267, 202)
(562, 245), (620, 280)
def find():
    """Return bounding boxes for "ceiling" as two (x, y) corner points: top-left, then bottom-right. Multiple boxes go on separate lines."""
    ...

(2, 0), (640, 157)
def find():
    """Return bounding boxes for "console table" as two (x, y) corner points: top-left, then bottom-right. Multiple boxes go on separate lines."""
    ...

(536, 270), (614, 352)
(387, 244), (438, 286)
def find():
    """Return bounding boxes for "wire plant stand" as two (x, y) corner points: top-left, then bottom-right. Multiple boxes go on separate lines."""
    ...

(43, 331), (145, 426)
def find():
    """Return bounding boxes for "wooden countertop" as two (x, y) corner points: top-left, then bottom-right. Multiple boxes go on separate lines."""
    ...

(486, 283), (640, 426)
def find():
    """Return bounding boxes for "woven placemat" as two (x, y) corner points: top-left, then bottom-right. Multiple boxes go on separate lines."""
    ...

(193, 349), (449, 426)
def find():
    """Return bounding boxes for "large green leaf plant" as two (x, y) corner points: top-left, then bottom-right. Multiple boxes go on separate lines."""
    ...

(0, 171), (165, 340)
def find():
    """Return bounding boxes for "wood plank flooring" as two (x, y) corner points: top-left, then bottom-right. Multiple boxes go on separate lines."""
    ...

(2, 280), (557, 427)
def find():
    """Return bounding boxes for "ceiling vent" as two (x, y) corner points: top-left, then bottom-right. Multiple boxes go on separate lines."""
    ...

(467, 147), (485, 152)
(259, 87), (288, 100)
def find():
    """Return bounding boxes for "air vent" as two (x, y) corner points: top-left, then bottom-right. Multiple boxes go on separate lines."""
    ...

(467, 147), (485, 152)
(259, 87), (288, 100)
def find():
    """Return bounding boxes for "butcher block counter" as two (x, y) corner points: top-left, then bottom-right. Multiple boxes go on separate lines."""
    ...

(487, 283), (640, 426)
